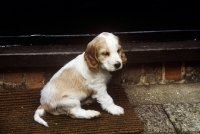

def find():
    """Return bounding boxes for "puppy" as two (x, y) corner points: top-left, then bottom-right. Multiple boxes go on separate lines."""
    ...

(34, 32), (127, 127)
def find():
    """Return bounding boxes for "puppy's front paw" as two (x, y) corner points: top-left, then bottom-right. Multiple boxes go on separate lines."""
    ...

(106, 105), (124, 115)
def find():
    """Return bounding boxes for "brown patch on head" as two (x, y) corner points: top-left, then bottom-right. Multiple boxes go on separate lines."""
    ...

(84, 37), (106, 71)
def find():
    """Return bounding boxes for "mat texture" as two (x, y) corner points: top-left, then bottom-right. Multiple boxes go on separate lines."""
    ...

(0, 88), (143, 134)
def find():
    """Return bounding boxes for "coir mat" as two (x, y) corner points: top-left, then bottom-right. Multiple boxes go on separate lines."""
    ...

(0, 87), (143, 134)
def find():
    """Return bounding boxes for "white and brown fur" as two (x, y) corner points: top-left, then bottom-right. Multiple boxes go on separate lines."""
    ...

(34, 32), (127, 127)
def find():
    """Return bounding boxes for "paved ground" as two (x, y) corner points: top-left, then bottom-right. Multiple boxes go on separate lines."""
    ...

(164, 103), (200, 134)
(134, 105), (176, 133)
(124, 83), (200, 133)
(134, 103), (200, 134)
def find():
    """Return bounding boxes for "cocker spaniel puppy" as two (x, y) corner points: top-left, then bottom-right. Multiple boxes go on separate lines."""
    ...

(34, 32), (127, 127)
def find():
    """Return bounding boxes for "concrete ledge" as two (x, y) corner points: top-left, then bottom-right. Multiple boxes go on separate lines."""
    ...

(124, 82), (200, 105)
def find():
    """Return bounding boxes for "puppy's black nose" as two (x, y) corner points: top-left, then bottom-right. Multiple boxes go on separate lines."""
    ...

(114, 63), (121, 69)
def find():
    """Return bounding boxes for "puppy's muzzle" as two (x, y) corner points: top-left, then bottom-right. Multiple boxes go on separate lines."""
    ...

(114, 62), (121, 69)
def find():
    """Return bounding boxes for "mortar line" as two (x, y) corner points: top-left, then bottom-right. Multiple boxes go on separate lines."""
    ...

(161, 104), (179, 134)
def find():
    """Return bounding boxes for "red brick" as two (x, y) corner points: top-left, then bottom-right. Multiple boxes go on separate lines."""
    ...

(3, 68), (23, 90)
(165, 62), (182, 80)
(25, 68), (44, 90)
(4, 68), (23, 84)
(144, 62), (162, 84)
(44, 67), (60, 84)
(122, 63), (142, 85)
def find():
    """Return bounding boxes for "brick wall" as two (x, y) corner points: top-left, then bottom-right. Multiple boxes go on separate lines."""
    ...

(0, 61), (200, 90)
(122, 61), (200, 85)
(0, 67), (59, 90)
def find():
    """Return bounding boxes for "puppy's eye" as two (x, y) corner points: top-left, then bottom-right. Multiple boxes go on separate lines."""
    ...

(102, 52), (110, 56)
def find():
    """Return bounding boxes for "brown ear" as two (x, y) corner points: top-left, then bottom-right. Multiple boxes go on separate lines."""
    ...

(114, 35), (127, 64)
(84, 39), (99, 71)
(116, 35), (127, 65)
(121, 48), (127, 64)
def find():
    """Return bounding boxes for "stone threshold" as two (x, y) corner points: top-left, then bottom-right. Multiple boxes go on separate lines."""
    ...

(124, 83), (200, 105)
(1, 40), (200, 68)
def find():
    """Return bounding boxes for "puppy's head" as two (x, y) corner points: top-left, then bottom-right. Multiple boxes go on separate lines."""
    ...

(84, 32), (127, 71)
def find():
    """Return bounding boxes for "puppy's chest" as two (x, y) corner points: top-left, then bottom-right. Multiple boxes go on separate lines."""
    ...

(86, 72), (111, 87)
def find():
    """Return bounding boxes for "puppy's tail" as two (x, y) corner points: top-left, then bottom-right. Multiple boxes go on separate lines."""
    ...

(34, 105), (49, 127)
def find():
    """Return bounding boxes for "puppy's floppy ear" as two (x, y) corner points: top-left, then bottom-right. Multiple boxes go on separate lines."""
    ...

(121, 48), (127, 64)
(115, 35), (127, 64)
(84, 38), (99, 71)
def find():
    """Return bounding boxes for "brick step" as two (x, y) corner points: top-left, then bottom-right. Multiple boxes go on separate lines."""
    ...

(0, 40), (200, 68)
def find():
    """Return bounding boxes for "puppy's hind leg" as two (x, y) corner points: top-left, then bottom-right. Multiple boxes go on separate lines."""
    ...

(61, 98), (101, 119)
(81, 97), (96, 106)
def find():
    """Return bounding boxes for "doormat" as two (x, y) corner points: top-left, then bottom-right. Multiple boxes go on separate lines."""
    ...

(0, 87), (143, 134)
